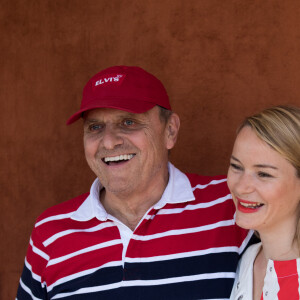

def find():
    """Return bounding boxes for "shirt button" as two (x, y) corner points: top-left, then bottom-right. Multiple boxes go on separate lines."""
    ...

(265, 291), (268, 296)
(238, 296), (243, 300)
(269, 266), (273, 272)
(237, 282), (240, 289)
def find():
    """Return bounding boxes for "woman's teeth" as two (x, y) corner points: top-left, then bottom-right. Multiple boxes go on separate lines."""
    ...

(239, 201), (264, 208)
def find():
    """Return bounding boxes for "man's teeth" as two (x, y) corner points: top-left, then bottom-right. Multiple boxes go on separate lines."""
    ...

(104, 154), (134, 163)
(240, 201), (264, 208)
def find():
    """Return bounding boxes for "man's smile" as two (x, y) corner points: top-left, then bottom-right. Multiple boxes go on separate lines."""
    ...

(102, 154), (136, 165)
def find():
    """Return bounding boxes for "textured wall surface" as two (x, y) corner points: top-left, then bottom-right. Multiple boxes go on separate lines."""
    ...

(1, 0), (300, 297)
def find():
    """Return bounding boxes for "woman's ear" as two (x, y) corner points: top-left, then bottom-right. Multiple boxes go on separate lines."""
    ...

(165, 113), (180, 150)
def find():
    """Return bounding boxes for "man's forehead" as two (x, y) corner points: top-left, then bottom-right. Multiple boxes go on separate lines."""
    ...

(83, 107), (156, 121)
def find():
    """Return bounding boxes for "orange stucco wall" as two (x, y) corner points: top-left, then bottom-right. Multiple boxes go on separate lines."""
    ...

(1, 1), (300, 297)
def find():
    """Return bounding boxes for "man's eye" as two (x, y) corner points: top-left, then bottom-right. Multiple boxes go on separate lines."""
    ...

(123, 119), (135, 126)
(89, 124), (103, 131)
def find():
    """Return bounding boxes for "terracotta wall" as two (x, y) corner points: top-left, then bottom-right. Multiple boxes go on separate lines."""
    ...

(1, 0), (300, 297)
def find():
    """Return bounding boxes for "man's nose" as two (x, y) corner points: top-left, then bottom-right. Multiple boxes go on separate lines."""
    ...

(101, 126), (123, 150)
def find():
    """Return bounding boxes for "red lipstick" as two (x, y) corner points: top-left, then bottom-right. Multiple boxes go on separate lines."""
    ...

(236, 198), (263, 214)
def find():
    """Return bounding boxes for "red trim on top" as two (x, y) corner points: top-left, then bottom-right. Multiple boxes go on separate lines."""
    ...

(274, 259), (299, 300)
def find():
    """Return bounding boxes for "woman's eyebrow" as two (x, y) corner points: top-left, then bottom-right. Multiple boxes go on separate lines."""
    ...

(231, 155), (278, 169)
(230, 155), (240, 163)
(254, 164), (278, 169)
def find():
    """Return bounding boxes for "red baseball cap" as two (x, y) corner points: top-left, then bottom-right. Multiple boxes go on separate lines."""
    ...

(66, 66), (171, 124)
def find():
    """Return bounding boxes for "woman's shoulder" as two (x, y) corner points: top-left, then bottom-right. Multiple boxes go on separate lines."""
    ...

(230, 243), (262, 300)
(237, 242), (262, 278)
(241, 242), (262, 264)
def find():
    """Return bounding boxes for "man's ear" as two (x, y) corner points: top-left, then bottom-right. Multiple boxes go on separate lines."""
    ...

(165, 113), (180, 150)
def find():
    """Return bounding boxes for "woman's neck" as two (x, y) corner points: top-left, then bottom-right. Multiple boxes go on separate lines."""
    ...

(252, 219), (299, 300)
(259, 230), (299, 261)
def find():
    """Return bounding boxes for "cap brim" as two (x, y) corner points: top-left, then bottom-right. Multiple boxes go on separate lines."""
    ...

(66, 99), (156, 125)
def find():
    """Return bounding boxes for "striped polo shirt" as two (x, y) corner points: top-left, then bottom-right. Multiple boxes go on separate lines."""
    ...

(17, 163), (252, 299)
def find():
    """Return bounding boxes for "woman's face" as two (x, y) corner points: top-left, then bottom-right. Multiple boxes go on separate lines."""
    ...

(227, 126), (300, 235)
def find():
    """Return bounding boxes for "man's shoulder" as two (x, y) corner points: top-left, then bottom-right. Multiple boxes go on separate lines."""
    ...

(185, 173), (227, 187)
(184, 173), (230, 203)
(35, 192), (90, 225)
(185, 173), (226, 181)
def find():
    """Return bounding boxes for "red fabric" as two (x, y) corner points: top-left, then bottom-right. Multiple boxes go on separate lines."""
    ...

(274, 260), (299, 300)
(66, 66), (171, 124)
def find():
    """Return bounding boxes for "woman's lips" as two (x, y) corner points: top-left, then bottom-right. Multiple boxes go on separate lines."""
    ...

(236, 198), (264, 213)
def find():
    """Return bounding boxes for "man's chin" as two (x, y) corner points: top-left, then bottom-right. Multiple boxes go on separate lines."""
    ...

(104, 182), (136, 197)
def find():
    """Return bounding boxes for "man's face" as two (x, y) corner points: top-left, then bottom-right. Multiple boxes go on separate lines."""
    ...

(83, 106), (178, 198)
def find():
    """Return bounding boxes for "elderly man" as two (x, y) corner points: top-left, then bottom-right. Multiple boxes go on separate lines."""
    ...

(17, 66), (252, 299)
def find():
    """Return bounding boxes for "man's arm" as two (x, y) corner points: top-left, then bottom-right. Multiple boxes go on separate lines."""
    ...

(16, 228), (49, 299)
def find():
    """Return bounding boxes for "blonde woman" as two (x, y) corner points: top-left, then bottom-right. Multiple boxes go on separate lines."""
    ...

(228, 106), (300, 300)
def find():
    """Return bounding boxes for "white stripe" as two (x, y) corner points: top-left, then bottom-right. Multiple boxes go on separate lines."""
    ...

(35, 212), (75, 227)
(47, 260), (123, 292)
(43, 222), (115, 247)
(52, 281), (123, 298)
(132, 219), (235, 241)
(24, 258), (43, 284)
(192, 178), (227, 191)
(123, 272), (235, 286)
(125, 246), (240, 263)
(297, 259), (300, 296)
(30, 238), (49, 261)
(19, 278), (43, 300)
(52, 272), (235, 299)
(157, 194), (232, 215)
(296, 258), (300, 295)
(47, 239), (122, 266)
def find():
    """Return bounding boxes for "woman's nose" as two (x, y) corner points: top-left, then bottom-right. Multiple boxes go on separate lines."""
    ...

(234, 173), (254, 195)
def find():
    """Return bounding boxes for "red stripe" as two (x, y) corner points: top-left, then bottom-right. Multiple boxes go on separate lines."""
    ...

(274, 260), (299, 300)
(128, 226), (244, 257)
(44, 244), (122, 286)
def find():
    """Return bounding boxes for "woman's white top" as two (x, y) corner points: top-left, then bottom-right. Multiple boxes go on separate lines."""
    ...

(230, 242), (300, 300)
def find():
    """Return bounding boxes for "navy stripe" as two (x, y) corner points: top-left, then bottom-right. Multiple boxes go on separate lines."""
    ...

(51, 279), (233, 299)
(16, 263), (47, 299)
(49, 253), (238, 298)
(124, 252), (239, 280)
(49, 266), (123, 297)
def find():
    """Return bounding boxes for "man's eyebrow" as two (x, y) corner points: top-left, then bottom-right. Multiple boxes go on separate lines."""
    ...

(83, 113), (142, 123)
(120, 112), (142, 118)
(83, 119), (99, 124)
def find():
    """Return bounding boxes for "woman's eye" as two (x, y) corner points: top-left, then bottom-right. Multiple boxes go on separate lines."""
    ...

(230, 163), (243, 171)
(258, 172), (273, 178)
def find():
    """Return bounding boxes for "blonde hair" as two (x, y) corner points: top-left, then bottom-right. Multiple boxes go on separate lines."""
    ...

(239, 105), (300, 177)
(239, 105), (300, 247)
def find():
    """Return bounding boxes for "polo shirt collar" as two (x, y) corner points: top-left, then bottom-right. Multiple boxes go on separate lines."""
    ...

(71, 162), (195, 222)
